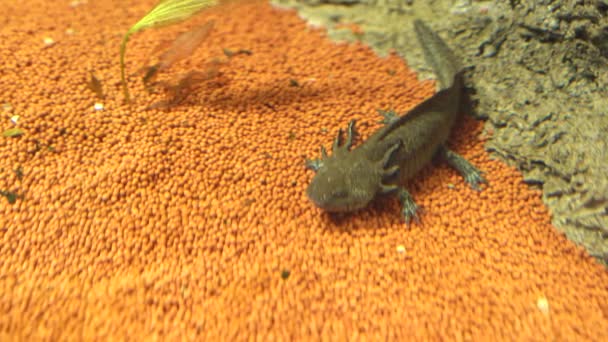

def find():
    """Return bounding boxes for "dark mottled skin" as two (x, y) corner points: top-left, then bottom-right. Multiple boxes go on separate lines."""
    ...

(305, 20), (487, 225)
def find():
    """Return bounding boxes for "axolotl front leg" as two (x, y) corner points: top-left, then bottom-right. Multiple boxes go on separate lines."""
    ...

(376, 109), (419, 224)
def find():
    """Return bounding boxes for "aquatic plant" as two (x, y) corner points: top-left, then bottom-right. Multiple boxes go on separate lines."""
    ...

(134, 19), (224, 109)
(140, 20), (215, 88)
(119, 0), (219, 103)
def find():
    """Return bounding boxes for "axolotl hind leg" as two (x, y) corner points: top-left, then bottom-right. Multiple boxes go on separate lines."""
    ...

(394, 145), (486, 226)
(438, 145), (487, 190)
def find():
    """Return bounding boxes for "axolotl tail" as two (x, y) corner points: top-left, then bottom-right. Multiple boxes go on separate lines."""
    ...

(413, 20), (462, 90)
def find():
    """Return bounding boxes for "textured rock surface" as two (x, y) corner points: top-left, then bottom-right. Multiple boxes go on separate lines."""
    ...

(272, 0), (608, 266)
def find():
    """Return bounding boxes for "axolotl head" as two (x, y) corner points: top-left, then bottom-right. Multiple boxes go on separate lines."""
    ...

(305, 120), (402, 213)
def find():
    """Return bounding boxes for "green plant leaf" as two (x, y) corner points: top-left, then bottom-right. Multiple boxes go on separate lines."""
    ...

(129, 0), (218, 34)
(120, 0), (219, 103)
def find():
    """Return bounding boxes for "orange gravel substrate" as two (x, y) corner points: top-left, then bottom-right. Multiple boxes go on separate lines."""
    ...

(1, 0), (607, 340)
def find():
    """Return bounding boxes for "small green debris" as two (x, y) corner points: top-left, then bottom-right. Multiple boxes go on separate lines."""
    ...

(241, 198), (255, 207)
(288, 131), (296, 141)
(142, 64), (160, 87)
(223, 48), (252, 57)
(2, 103), (13, 112)
(2, 128), (24, 138)
(387, 69), (396, 76)
(30, 140), (56, 155)
(86, 71), (105, 99)
(0, 190), (19, 204)
(280, 269), (290, 280)
(15, 166), (23, 181)
(223, 48), (234, 57)
(447, 183), (455, 189)
(32, 140), (42, 154)
(289, 78), (300, 87)
(263, 102), (276, 111)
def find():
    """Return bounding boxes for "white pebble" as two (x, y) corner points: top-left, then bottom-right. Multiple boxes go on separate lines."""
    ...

(43, 37), (55, 46)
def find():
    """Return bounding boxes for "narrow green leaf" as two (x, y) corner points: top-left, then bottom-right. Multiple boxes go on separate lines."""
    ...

(129, 0), (218, 34)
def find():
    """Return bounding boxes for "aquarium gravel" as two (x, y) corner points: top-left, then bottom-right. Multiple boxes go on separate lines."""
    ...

(0, 0), (607, 340)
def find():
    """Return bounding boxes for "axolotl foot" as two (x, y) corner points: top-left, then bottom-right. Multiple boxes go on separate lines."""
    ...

(397, 188), (423, 227)
(377, 108), (400, 126)
(305, 157), (323, 172)
(439, 145), (488, 191)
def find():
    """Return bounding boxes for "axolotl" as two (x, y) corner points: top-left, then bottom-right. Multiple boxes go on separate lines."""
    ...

(305, 20), (487, 224)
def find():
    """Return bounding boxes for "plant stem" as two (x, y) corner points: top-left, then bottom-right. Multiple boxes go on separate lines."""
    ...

(120, 32), (132, 104)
